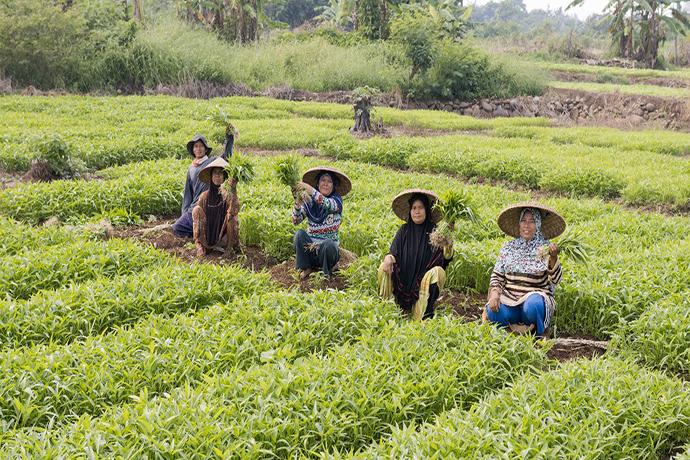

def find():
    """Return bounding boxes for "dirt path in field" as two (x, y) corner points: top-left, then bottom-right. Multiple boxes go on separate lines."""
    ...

(110, 218), (349, 292)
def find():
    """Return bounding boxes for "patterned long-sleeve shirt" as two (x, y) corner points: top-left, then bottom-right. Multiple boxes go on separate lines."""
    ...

(292, 189), (342, 243)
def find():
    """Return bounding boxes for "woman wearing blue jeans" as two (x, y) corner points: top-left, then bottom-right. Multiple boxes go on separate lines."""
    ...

(484, 203), (565, 337)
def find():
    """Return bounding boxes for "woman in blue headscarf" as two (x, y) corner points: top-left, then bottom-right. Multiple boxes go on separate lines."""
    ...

(292, 167), (351, 280)
(484, 203), (565, 336)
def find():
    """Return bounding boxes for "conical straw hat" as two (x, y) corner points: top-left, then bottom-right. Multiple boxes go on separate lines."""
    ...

(392, 189), (442, 223)
(497, 202), (566, 239)
(302, 167), (352, 196)
(198, 157), (229, 184)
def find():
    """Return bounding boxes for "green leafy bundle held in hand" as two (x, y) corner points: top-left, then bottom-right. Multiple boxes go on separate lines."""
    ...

(274, 154), (301, 191)
(542, 229), (592, 264)
(225, 152), (255, 185)
(429, 189), (477, 249)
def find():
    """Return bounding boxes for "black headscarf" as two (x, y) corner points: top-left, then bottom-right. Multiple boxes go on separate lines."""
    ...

(389, 193), (446, 310)
(204, 171), (228, 246)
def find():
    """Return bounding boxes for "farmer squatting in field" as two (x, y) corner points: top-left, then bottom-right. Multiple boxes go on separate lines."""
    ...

(190, 156), (239, 257)
(291, 167), (351, 280)
(484, 203), (564, 337)
(377, 189), (454, 321)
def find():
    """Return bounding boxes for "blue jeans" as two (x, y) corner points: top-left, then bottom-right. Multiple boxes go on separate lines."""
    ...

(172, 211), (193, 238)
(486, 293), (546, 335)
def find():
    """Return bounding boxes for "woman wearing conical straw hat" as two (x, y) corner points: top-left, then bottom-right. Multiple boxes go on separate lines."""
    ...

(172, 133), (232, 238)
(378, 189), (453, 321)
(484, 203), (565, 336)
(191, 157), (235, 257)
(292, 166), (351, 279)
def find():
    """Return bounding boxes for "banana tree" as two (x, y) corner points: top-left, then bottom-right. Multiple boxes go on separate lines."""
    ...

(569, 0), (689, 67)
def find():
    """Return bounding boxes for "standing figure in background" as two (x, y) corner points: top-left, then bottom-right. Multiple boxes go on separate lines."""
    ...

(172, 132), (233, 238)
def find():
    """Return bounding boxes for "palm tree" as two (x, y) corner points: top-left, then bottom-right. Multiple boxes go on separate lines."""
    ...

(568, 0), (689, 67)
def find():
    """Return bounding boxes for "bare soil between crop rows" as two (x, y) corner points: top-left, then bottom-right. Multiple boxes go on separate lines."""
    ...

(111, 218), (608, 362)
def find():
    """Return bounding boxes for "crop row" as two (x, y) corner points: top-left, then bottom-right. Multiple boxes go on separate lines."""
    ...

(321, 134), (690, 208)
(0, 216), (79, 256)
(0, 95), (550, 172)
(536, 60), (690, 81)
(0, 289), (399, 431)
(0, 238), (165, 300)
(1, 318), (545, 457)
(353, 357), (690, 459)
(2, 95), (686, 166)
(3, 156), (690, 338)
(549, 80), (690, 98)
(0, 262), (272, 348)
(491, 125), (690, 157)
(610, 292), (690, 376)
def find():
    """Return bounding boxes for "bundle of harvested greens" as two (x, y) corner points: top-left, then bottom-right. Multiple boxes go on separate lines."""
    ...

(274, 155), (309, 205)
(538, 229), (591, 264)
(207, 106), (239, 144)
(275, 155), (300, 191)
(226, 152), (255, 185)
(429, 190), (477, 249)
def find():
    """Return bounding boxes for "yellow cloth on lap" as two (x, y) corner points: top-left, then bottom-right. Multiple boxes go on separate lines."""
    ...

(377, 262), (447, 321)
(412, 266), (446, 321)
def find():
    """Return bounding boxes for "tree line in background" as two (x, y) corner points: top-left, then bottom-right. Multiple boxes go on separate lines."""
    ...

(165, 0), (690, 67)
(0, 0), (688, 95)
(567, 0), (690, 67)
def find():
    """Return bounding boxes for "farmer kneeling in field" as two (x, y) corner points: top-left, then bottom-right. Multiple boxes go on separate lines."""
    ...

(378, 190), (453, 320)
(191, 157), (236, 257)
(292, 167), (350, 280)
(484, 203), (563, 337)
(172, 134), (232, 238)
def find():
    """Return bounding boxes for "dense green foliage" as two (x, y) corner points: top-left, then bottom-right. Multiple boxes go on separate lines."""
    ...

(611, 292), (690, 376)
(355, 358), (690, 459)
(0, 290), (399, 430)
(0, 263), (272, 347)
(0, 91), (689, 456)
(1, 318), (545, 456)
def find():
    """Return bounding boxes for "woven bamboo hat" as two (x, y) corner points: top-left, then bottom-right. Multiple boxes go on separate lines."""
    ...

(392, 189), (442, 223)
(302, 167), (352, 196)
(198, 157), (229, 184)
(497, 202), (566, 239)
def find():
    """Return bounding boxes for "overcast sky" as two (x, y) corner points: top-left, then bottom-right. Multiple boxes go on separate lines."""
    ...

(469, 0), (605, 20)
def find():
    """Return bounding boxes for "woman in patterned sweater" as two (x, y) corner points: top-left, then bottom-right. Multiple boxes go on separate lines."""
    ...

(484, 203), (565, 337)
(292, 167), (351, 280)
